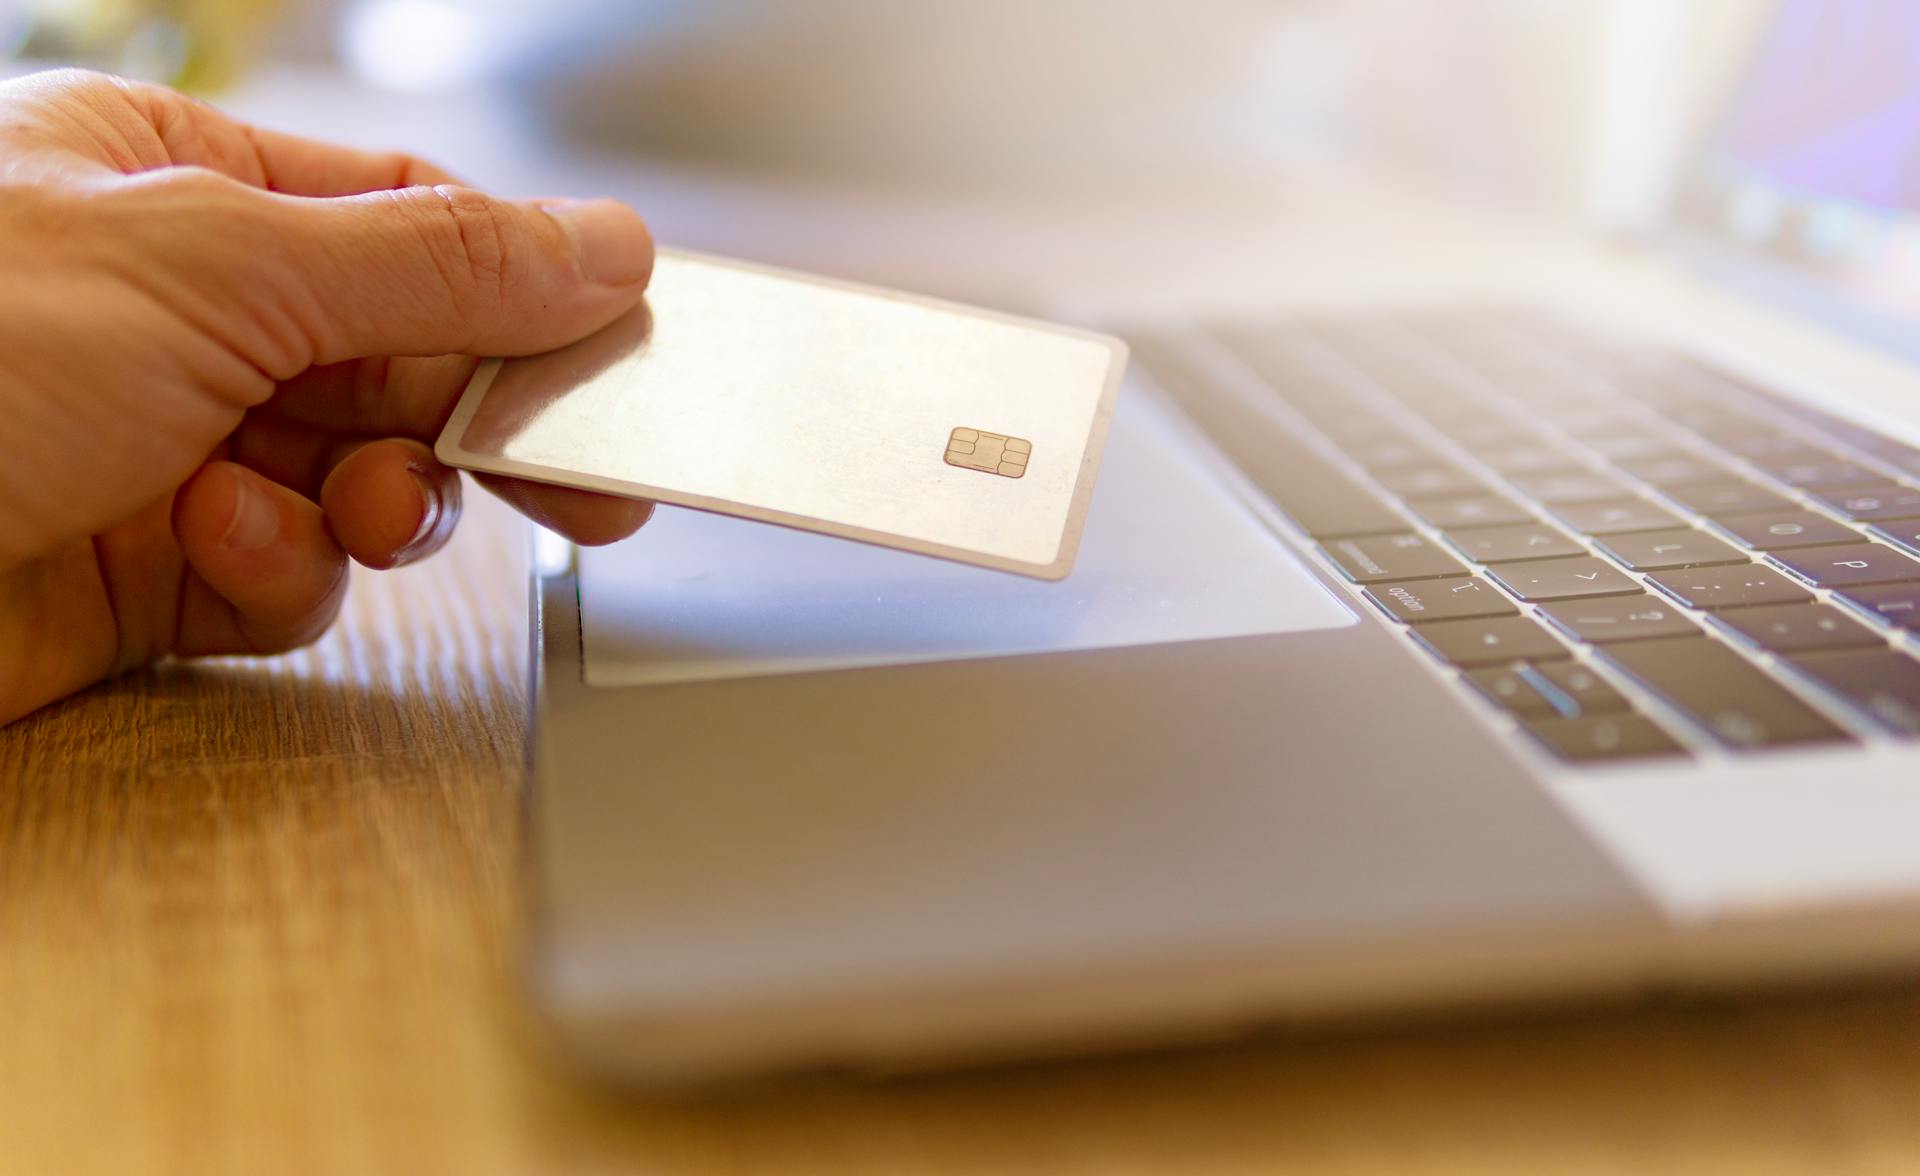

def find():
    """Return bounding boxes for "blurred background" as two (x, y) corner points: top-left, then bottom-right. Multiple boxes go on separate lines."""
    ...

(0, 2), (1885, 316)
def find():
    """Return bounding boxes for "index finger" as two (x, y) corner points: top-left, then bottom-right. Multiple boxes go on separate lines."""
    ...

(234, 123), (463, 195)
(94, 71), (463, 194)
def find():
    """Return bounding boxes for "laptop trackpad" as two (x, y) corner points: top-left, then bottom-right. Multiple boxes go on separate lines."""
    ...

(578, 383), (1356, 687)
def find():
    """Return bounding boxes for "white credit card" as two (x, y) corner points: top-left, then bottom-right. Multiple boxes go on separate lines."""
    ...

(433, 248), (1128, 579)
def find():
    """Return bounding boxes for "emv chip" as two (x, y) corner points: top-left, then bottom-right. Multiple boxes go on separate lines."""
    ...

(946, 428), (1031, 478)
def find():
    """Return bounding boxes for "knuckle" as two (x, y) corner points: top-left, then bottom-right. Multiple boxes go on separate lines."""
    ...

(144, 163), (248, 201)
(93, 166), (276, 274)
(78, 168), (310, 379)
(422, 183), (512, 301)
(17, 66), (126, 105)
(91, 164), (254, 222)
(38, 65), (111, 88)
(14, 69), (171, 153)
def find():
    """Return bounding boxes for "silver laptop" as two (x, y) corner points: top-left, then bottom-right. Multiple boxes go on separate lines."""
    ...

(524, 2), (1920, 1084)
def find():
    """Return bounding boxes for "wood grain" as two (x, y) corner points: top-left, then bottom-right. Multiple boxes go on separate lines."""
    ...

(5, 491), (1920, 1175)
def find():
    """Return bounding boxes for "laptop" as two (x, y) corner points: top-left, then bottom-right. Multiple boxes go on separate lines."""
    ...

(524, 2), (1920, 1084)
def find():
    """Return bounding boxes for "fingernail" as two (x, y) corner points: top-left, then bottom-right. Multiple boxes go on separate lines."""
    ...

(541, 198), (653, 286)
(395, 469), (441, 560)
(220, 472), (279, 553)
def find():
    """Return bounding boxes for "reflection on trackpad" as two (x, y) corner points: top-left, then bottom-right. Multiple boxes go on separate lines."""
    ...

(579, 385), (1355, 687)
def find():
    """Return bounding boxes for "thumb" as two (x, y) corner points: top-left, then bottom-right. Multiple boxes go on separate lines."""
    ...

(268, 185), (653, 364)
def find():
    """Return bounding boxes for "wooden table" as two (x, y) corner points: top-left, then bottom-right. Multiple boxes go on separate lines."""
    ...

(6, 493), (1920, 1175)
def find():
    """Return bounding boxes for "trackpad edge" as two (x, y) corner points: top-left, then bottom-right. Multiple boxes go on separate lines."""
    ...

(578, 385), (1355, 688)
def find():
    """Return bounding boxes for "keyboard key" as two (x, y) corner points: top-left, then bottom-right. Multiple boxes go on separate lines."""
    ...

(1134, 341), (1408, 539)
(1871, 448), (1920, 479)
(1615, 452), (1732, 487)
(1593, 528), (1745, 571)
(1868, 522), (1920, 556)
(1580, 431), (1673, 462)
(1537, 594), (1702, 643)
(1532, 660), (1631, 715)
(1434, 418), (1530, 449)
(1552, 498), (1682, 535)
(1660, 481), (1795, 518)
(1465, 664), (1570, 720)
(1806, 483), (1920, 522)
(1538, 406), (1633, 432)
(1599, 638), (1851, 749)
(1478, 445), (1582, 477)
(1821, 421), (1895, 452)
(1760, 459), (1881, 489)
(1292, 404), (1380, 436)
(1712, 511), (1866, 551)
(1655, 381), (1746, 409)
(1394, 393), (1479, 423)
(1408, 494), (1534, 529)
(1831, 583), (1920, 630)
(1768, 543), (1920, 587)
(1712, 433), (1828, 462)
(1346, 437), (1436, 470)
(1657, 403), (1762, 434)
(1318, 533), (1469, 584)
(1442, 523), (1584, 563)
(1787, 649), (1920, 735)
(1374, 464), (1486, 498)
(1411, 616), (1567, 667)
(1363, 577), (1519, 624)
(1522, 714), (1687, 762)
(1265, 370), (1345, 401)
(1505, 471), (1630, 505)
(1465, 659), (1629, 721)
(1708, 603), (1884, 655)
(1259, 472), (1413, 538)
(1858, 433), (1920, 461)
(1317, 414), (1406, 447)
(1645, 566), (1812, 609)
(1486, 556), (1639, 602)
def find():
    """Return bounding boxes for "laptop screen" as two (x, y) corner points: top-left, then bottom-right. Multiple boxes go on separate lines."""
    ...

(1685, 0), (1920, 320)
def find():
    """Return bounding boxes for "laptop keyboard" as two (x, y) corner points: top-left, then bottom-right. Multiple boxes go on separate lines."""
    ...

(1129, 310), (1920, 765)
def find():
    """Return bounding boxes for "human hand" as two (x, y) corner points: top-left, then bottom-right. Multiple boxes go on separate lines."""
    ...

(0, 69), (656, 725)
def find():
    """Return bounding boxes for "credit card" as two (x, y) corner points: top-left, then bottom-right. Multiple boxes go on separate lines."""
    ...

(435, 249), (1126, 579)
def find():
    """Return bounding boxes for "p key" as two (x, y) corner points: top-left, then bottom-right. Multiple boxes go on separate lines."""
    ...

(1768, 544), (1920, 588)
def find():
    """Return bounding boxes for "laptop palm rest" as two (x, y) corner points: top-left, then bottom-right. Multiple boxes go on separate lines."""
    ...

(535, 377), (1664, 1083)
(576, 383), (1356, 688)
